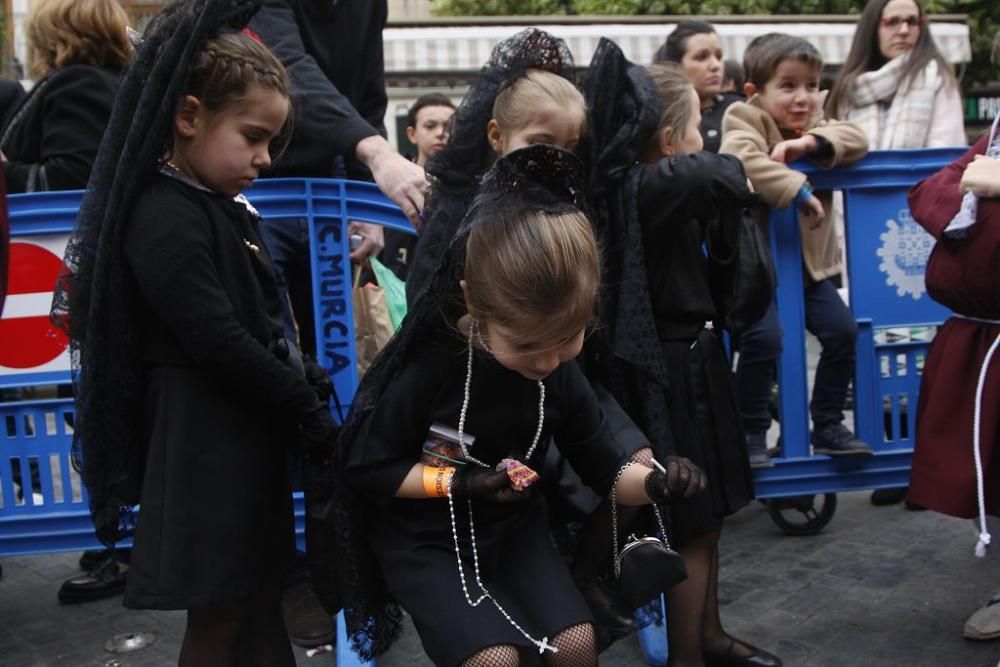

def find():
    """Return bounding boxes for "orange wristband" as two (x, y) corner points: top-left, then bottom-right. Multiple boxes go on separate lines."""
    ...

(423, 466), (454, 498)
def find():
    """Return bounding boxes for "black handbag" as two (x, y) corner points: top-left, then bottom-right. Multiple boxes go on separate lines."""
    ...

(611, 465), (688, 609)
(707, 207), (776, 337)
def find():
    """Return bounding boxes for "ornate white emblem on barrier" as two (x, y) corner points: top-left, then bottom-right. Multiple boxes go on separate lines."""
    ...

(877, 209), (934, 300)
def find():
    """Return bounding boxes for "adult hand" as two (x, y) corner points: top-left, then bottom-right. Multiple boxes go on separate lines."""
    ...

(960, 155), (1000, 199)
(771, 136), (818, 164)
(355, 135), (427, 229)
(450, 465), (531, 504)
(348, 221), (384, 263)
(300, 403), (339, 464)
(644, 456), (707, 503)
(799, 194), (825, 229)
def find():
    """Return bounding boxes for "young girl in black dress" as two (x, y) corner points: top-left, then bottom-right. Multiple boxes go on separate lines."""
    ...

(583, 42), (781, 667)
(333, 144), (706, 667)
(54, 2), (338, 664)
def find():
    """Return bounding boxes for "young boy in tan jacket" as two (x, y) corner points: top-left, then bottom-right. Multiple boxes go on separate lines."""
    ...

(720, 33), (871, 467)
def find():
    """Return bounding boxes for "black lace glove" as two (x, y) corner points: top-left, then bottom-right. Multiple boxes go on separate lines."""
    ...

(449, 466), (531, 504)
(644, 456), (707, 503)
(299, 403), (339, 464)
(304, 361), (333, 403)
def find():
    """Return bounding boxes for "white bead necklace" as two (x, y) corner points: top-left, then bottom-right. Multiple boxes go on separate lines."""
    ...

(446, 318), (555, 654)
(455, 319), (545, 466)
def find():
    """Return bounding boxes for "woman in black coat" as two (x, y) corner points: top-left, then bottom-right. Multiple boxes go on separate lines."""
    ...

(1, 0), (132, 193)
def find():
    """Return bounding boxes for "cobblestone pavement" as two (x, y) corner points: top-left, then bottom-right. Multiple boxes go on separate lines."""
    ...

(2, 491), (998, 666)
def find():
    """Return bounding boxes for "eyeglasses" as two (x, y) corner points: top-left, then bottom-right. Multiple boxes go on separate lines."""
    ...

(880, 15), (926, 30)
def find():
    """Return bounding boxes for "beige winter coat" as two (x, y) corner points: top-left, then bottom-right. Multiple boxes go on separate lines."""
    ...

(720, 93), (869, 281)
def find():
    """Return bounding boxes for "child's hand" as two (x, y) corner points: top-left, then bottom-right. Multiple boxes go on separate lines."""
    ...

(304, 361), (333, 403)
(644, 456), (707, 502)
(960, 155), (1000, 198)
(771, 136), (818, 164)
(799, 194), (825, 229)
(300, 404), (339, 463)
(450, 466), (531, 504)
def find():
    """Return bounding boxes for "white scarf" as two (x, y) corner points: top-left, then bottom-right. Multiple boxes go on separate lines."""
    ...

(844, 54), (943, 150)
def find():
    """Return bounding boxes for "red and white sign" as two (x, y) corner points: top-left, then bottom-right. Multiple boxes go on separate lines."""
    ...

(0, 234), (71, 377)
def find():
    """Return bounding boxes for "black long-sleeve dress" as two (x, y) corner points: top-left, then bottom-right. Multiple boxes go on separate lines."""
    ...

(341, 322), (632, 665)
(121, 171), (318, 609)
(632, 152), (757, 541)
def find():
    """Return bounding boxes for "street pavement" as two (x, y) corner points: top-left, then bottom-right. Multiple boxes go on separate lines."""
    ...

(2, 491), (998, 666)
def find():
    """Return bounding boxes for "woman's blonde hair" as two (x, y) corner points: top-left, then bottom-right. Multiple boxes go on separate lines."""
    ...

(492, 69), (586, 134)
(27, 0), (132, 78)
(464, 208), (599, 346)
(645, 63), (696, 149)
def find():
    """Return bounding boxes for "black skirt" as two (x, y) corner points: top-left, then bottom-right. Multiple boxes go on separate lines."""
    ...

(124, 365), (296, 609)
(662, 328), (754, 545)
(371, 496), (591, 666)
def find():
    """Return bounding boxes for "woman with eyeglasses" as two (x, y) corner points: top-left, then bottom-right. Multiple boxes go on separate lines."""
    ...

(826, 0), (965, 150)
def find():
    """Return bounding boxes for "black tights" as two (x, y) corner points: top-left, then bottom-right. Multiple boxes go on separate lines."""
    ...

(178, 599), (295, 667)
(665, 526), (753, 667)
(461, 622), (597, 667)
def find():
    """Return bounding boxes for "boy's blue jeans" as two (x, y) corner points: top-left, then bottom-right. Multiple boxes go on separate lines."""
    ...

(735, 277), (857, 435)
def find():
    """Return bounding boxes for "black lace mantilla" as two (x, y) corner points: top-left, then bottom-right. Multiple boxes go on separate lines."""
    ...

(50, 0), (263, 548)
(327, 144), (585, 660)
(580, 38), (678, 459)
(406, 28), (577, 305)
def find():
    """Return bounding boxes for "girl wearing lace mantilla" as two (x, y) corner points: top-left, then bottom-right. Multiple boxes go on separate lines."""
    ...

(52, 2), (338, 663)
(333, 144), (706, 667)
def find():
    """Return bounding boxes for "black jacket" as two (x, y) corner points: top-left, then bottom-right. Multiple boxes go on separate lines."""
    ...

(124, 172), (317, 419)
(250, 0), (387, 178)
(1, 65), (120, 192)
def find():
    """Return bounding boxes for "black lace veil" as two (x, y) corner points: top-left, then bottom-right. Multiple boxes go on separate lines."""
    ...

(405, 28), (577, 305)
(49, 0), (263, 546)
(579, 38), (678, 459)
(329, 144), (587, 659)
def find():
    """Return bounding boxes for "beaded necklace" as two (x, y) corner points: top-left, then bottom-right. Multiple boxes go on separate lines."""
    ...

(445, 318), (556, 654)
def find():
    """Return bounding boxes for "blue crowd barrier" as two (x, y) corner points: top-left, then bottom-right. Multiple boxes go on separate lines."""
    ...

(0, 179), (412, 666)
(754, 148), (966, 506)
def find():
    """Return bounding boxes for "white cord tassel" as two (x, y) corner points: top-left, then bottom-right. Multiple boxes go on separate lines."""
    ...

(971, 331), (1000, 557)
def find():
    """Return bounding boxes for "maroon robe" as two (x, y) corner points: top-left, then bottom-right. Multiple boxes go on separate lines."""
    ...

(907, 134), (1000, 519)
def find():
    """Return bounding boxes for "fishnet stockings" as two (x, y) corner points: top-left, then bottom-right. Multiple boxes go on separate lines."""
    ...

(545, 622), (597, 667)
(462, 644), (519, 666)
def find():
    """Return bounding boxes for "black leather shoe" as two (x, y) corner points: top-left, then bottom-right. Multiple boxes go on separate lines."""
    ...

(58, 555), (127, 603)
(282, 573), (335, 647)
(705, 638), (782, 667)
(578, 577), (637, 631)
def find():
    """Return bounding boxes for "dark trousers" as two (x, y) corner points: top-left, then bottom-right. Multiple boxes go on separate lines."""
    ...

(736, 278), (857, 434)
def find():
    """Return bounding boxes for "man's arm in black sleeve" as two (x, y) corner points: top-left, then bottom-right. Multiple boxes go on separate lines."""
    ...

(250, 0), (377, 159)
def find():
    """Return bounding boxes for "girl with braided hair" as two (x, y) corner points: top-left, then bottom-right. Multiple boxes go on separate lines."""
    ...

(52, 2), (337, 664)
